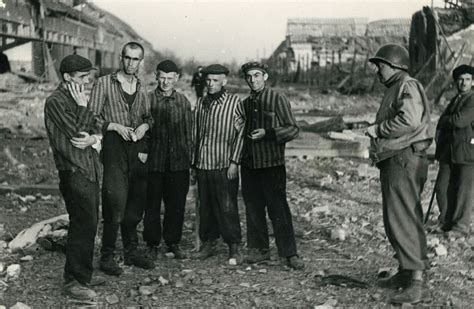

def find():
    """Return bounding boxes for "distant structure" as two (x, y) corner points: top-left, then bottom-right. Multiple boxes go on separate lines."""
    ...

(0, 0), (156, 81)
(409, 0), (474, 102)
(266, 17), (410, 77)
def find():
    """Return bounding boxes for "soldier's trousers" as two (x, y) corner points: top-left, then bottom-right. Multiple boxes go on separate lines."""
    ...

(436, 161), (474, 234)
(379, 147), (429, 270)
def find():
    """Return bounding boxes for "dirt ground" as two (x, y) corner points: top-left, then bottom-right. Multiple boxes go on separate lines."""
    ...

(0, 77), (473, 308)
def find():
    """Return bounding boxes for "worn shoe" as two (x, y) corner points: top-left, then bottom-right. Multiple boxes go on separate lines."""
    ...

(87, 275), (106, 287)
(99, 256), (123, 276)
(228, 243), (243, 264)
(377, 270), (411, 289)
(445, 230), (468, 240)
(169, 244), (187, 259)
(389, 279), (431, 304)
(146, 246), (161, 260)
(64, 281), (97, 300)
(197, 240), (217, 260)
(245, 248), (271, 264)
(287, 255), (304, 270)
(124, 252), (155, 269)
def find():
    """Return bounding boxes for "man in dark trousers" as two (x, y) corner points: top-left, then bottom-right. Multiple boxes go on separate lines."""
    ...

(366, 44), (433, 304)
(89, 42), (155, 275)
(434, 64), (474, 238)
(143, 60), (192, 259)
(192, 64), (245, 264)
(240, 61), (304, 270)
(44, 55), (104, 299)
(191, 66), (205, 99)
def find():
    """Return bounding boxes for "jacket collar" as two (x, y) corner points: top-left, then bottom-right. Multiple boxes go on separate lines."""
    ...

(384, 71), (407, 88)
(155, 88), (176, 100)
(111, 70), (141, 87)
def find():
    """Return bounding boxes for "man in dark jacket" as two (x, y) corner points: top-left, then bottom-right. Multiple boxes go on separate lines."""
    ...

(44, 55), (103, 300)
(191, 66), (205, 99)
(434, 64), (474, 238)
(366, 44), (433, 304)
(143, 60), (192, 259)
(240, 62), (304, 270)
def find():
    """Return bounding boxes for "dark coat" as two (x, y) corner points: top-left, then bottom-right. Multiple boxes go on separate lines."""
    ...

(436, 90), (474, 164)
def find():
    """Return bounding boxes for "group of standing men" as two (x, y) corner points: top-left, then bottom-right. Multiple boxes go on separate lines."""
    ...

(44, 40), (474, 305)
(44, 41), (303, 301)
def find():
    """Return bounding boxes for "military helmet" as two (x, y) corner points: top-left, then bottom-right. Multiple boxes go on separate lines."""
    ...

(369, 44), (409, 71)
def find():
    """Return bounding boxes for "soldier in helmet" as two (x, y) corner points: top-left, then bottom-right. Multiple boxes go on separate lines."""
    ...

(365, 44), (433, 304)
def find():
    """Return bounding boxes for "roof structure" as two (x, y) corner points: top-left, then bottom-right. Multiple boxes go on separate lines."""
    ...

(366, 18), (411, 37)
(287, 18), (368, 43)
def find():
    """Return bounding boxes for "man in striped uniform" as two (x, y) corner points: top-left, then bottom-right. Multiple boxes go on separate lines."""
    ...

(44, 55), (104, 299)
(143, 60), (192, 259)
(89, 42), (155, 275)
(240, 61), (304, 270)
(192, 64), (245, 263)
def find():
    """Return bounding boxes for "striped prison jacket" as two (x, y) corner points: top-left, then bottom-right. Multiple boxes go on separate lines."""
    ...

(148, 89), (193, 172)
(241, 87), (299, 169)
(192, 91), (245, 170)
(44, 84), (101, 182)
(88, 71), (153, 134)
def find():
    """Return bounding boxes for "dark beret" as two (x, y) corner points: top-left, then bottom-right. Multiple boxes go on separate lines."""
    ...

(156, 60), (179, 73)
(202, 64), (229, 75)
(453, 64), (474, 80)
(60, 54), (96, 74)
(241, 61), (269, 74)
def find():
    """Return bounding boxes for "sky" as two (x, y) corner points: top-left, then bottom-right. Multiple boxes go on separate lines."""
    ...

(94, 1), (443, 63)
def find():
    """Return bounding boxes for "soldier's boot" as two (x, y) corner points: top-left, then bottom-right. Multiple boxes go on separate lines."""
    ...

(377, 269), (411, 289)
(389, 279), (431, 304)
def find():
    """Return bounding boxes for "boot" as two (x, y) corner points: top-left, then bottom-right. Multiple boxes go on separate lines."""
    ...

(245, 248), (271, 263)
(389, 279), (431, 304)
(228, 243), (243, 264)
(124, 250), (155, 269)
(86, 275), (106, 287)
(286, 255), (304, 270)
(168, 244), (187, 259)
(377, 269), (411, 289)
(99, 256), (123, 276)
(64, 280), (97, 300)
(197, 240), (217, 260)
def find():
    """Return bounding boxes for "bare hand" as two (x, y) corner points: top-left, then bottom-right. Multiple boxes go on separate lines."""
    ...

(67, 82), (88, 107)
(134, 123), (149, 141)
(227, 162), (239, 180)
(248, 128), (265, 140)
(110, 123), (133, 141)
(365, 125), (378, 139)
(70, 131), (96, 149)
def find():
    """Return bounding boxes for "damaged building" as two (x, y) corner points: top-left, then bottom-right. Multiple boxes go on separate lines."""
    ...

(0, 0), (156, 81)
(266, 17), (410, 82)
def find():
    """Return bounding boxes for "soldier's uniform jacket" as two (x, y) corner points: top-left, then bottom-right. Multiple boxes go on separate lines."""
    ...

(370, 71), (433, 163)
(435, 90), (474, 164)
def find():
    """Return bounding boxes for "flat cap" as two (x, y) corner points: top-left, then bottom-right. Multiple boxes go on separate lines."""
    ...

(156, 60), (179, 73)
(60, 55), (96, 74)
(241, 61), (269, 74)
(202, 64), (229, 75)
(452, 64), (474, 80)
